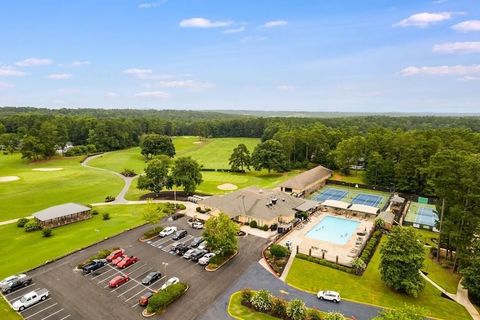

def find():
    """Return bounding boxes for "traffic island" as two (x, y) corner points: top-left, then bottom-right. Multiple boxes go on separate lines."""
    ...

(142, 283), (188, 317)
(205, 250), (238, 272)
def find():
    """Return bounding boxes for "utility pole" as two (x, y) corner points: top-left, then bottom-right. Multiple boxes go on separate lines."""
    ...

(437, 198), (445, 263)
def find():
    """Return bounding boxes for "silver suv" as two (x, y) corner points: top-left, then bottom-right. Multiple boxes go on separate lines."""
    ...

(317, 290), (341, 303)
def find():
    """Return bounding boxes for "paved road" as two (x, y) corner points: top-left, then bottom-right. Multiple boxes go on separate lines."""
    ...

(197, 263), (382, 320)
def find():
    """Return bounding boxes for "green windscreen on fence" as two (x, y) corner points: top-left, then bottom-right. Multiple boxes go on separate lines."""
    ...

(418, 196), (429, 204)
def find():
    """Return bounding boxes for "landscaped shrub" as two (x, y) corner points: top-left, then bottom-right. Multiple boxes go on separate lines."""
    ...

(271, 297), (287, 318)
(261, 224), (269, 231)
(121, 168), (136, 177)
(296, 253), (354, 274)
(147, 282), (187, 313)
(77, 248), (113, 268)
(17, 217), (29, 228)
(324, 312), (347, 320)
(24, 221), (41, 232)
(105, 195), (115, 202)
(287, 299), (307, 320)
(359, 230), (382, 266)
(91, 209), (99, 215)
(42, 228), (53, 237)
(270, 244), (289, 258)
(176, 203), (186, 210)
(307, 309), (323, 320)
(249, 220), (258, 228)
(163, 202), (176, 215)
(143, 226), (164, 239)
(241, 288), (253, 305)
(102, 212), (111, 220)
(250, 289), (273, 313)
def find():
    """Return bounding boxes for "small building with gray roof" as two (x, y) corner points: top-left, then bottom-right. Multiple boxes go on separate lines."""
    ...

(33, 203), (92, 228)
(279, 165), (332, 197)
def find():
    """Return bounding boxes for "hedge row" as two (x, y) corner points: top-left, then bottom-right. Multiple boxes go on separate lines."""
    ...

(359, 230), (382, 265)
(200, 168), (245, 173)
(143, 226), (164, 239)
(147, 282), (187, 313)
(296, 253), (354, 274)
(77, 248), (114, 268)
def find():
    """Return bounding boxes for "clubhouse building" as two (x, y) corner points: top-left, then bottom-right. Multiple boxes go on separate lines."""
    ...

(279, 165), (332, 197)
(33, 203), (92, 228)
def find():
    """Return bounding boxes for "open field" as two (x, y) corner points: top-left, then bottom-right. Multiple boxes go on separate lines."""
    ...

(88, 137), (260, 173)
(0, 154), (123, 221)
(0, 296), (21, 320)
(286, 238), (471, 320)
(0, 204), (161, 279)
(228, 292), (279, 320)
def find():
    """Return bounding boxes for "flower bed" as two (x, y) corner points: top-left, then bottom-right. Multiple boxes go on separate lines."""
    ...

(263, 244), (291, 276)
(206, 250), (238, 271)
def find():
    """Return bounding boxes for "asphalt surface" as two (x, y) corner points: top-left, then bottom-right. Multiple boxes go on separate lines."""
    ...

(197, 263), (382, 320)
(5, 216), (268, 320)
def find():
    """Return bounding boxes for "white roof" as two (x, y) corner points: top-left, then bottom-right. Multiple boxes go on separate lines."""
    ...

(321, 200), (351, 210)
(349, 204), (379, 215)
(295, 199), (320, 212)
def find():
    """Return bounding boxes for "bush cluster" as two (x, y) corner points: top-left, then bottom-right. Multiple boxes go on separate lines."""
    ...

(196, 206), (211, 214)
(176, 203), (186, 210)
(249, 220), (270, 231)
(91, 209), (99, 215)
(296, 253), (353, 274)
(105, 195), (115, 202)
(147, 282), (187, 314)
(17, 217), (29, 228)
(143, 226), (164, 239)
(120, 168), (136, 177)
(270, 244), (289, 258)
(102, 212), (111, 220)
(24, 221), (42, 232)
(359, 230), (382, 265)
(64, 144), (96, 157)
(42, 228), (53, 238)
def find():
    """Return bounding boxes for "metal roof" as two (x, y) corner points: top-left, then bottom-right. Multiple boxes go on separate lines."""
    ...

(279, 165), (332, 190)
(321, 199), (351, 210)
(349, 204), (380, 215)
(33, 203), (91, 221)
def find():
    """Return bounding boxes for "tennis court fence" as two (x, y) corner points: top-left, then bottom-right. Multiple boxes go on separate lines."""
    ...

(327, 179), (392, 193)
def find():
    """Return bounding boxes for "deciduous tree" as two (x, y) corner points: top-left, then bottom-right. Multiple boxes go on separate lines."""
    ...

(251, 139), (287, 173)
(229, 143), (251, 171)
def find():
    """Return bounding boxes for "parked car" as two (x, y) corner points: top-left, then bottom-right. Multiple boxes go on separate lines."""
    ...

(0, 274), (32, 294)
(192, 222), (204, 229)
(12, 289), (49, 311)
(116, 256), (139, 269)
(82, 259), (107, 274)
(317, 290), (341, 303)
(106, 249), (125, 262)
(138, 291), (154, 307)
(176, 244), (191, 256)
(159, 226), (177, 238)
(172, 229), (187, 240)
(191, 249), (208, 262)
(111, 254), (128, 265)
(198, 253), (216, 266)
(170, 213), (185, 221)
(182, 248), (196, 260)
(160, 277), (179, 290)
(141, 271), (161, 285)
(109, 275), (130, 288)
(197, 241), (208, 251)
(190, 237), (204, 248)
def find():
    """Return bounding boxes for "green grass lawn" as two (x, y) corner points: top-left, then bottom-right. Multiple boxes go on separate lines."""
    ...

(286, 238), (471, 320)
(0, 204), (163, 279)
(331, 170), (366, 184)
(0, 154), (123, 221)
(228, 292), (281, 320)
(0, 296), (21, 320)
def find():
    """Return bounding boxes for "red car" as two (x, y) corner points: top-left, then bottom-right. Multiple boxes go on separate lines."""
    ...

(111, 254), (128, 265)
(138, 291), (153, 307)
(108, 275), (129, 288)
(116, 256), (139, 269)
(106, 249), (125, 262)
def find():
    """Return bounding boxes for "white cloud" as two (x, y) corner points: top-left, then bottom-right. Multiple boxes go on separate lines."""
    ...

(400, 64), (480, 76)
(277, 84), (295, 91)
(16, 57), (52, 67)
(0, 81), (14, 89)
(452, 20), (480, 32)
(0, 66), (27, 77)
(394, 12), (461, 27)
(433, 42), (480, 54)
(154, 80), (215, 90)
(123, 68), (153, 79)
(223, 26), (246, 34)
(179, 18), (232, 28)
(264, 20), (288, 28)
(106, 92), (118, 98)
(138, 2), (163, 9)
(457, 76), (480, 81)
(62, 60), (90, 67)
(47, 73), (72, 80)
(135, 91), (170, 98)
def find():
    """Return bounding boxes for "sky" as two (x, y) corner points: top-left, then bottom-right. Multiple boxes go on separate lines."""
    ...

(0, 0), (479, 113)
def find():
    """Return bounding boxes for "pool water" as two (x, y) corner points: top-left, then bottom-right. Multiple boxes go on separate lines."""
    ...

(306, 216), (360, 245)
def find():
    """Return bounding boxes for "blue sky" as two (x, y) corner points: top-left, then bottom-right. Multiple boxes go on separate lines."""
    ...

(0, 0), (479, 112)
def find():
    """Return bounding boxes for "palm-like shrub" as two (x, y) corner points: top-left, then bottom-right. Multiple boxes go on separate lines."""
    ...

(286, 299), (307, 320)
(250, 289), (272, 312)
(324, 312), (347, 320)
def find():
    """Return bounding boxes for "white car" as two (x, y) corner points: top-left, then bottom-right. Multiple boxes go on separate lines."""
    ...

(0, 274), (25, 286)
(198, 253), (215, 265)
(317, 290), (341, 303)
(192, 222), (204, 229)
(12, 289), (49, 311)
(197, 241), (208, 251)
(160, 277), (179, 290)
(159, 226), (177, 238)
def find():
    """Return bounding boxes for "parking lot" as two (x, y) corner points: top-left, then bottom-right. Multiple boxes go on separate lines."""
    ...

(6, 215), (268, 319)
(2, 280), (73, 320)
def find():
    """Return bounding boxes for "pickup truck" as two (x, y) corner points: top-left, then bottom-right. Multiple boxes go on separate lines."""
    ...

(82, 259), (107, 274)
(12, 289), (49, 311)
(0, 274), (32, 294)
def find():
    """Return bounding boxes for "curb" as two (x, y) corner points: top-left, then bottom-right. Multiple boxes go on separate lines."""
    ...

(205, 251), (238, 272)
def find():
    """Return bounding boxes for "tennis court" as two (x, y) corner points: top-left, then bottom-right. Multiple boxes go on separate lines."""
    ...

(351, 194), (383, 207)
(405, 201), (439, 230)
(311, 187), (348, 202)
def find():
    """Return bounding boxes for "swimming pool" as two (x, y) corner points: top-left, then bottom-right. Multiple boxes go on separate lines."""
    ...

(305, 216), (360, 245)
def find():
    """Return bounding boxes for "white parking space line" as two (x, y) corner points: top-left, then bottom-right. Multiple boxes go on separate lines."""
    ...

(117, 282), (142, 297)
(150, 237), (171, 247)
(24, 303), (58, 319)
(96, 262), (144, 285)
(4, 283), (35, 296)
(19, 298), (51, 313)
(8, 288), (41, 302)
(59, 315), (71, 320)
(94, 268), (117, 283)
(40, 308), (64, 320)
(123, 274), (166, 303)
(162, 235), (193, 252)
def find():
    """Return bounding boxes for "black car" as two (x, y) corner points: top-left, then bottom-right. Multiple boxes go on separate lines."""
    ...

(82, 259), (107, 274)
(172, 229), (187, 240)
(175, 244), (190, 256)
(190, 249), (207, 262)
(190, 236), (204, 248)
(0, 276), (32, 294)
(141, 271), (161, 285)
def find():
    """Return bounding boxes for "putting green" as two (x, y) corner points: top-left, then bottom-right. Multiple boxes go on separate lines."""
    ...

(0, 154), (123, 221)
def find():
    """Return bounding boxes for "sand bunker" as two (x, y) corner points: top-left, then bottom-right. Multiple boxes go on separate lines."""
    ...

(32, 168), (64, 172)
(217, 183), (238, 191)
(0, 176), (20, 182)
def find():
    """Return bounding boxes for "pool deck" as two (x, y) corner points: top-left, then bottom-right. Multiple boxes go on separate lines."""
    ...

(278, 211), (375, 266)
